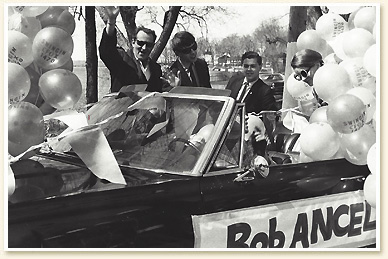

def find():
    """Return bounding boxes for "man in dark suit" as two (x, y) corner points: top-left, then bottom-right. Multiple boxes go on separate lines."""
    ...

(226, 51), (277, 157)
(99, 6), (165, 93)
(169, 31), (211, 88)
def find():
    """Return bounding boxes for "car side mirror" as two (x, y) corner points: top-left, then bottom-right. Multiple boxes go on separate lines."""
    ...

(250, 155), (269, 178)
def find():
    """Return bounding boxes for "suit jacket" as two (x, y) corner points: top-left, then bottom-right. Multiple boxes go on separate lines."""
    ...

(170, 58), (211, 88)
(99, 29), (163, 93)
(225, 74), (277, 113)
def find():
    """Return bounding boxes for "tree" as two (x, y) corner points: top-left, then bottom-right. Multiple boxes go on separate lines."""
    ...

(85, 6), (98, 105)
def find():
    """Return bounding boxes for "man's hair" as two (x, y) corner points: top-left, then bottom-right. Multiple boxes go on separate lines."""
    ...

(134, 26), (157, 42)
(171, 31), (196, 53)
(241, 51), (262, 65)
(291, 49), (323, 69)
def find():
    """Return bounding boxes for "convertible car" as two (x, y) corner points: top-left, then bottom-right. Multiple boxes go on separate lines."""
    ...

(7, 87), (376, 249)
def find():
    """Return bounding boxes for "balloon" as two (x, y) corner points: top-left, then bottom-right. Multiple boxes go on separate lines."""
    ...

(363, 44), (376, 77)
(326, 6), (360, 15)
(327, 94), (366, 134)
(296, 30), (329, 56)
(32, 27), (74, 70)
(372, 24), (376, 41)
(299, 150), (314, 163)
(309, 106), (328, 123)
(367, 143), (377, 174)
(327, 33), (349, 61)
(8, 102), (45, 156)
(8, 63), (31, 104)
(316, 13), (349, 41)
(371, 110), (377, 131)
(286, 73), (315, 101)
(12, 6), (49, 17)
(342, 28), (374, 58)
(8, 30), (34, 68)
(361, 75), (376, 94)
(39, 69), (82, 109)
(354, 7), (376, 33)
(313, 63), (352, 103)
(8, 13), (42, 40)
(42, 57), (73, 73)
(348, 8), (362, 29)
(340, 124), (376, 165)
(299, 122), (340, 160)
(37, 7), (76, 34)
(346, 87), (376, 123)
(339, 58), (373, 88)
(298, 98), (319, 117)
(323, 53), (342, 64)
(363, 174), (376, 208)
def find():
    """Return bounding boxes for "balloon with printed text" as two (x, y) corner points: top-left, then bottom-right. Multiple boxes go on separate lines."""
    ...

(315, 13), (349, 41)
(346, 87), (376, 123)
(8, 30), (34, 68)
(8, 102), (45, 157)
(8, 63), (31, 104)
(326, 94), (366, 134)
(340, 124), (376, 165)
(32, 26), (73, 70)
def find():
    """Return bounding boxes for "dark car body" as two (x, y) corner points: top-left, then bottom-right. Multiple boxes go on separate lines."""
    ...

(7, 88), (376, 249)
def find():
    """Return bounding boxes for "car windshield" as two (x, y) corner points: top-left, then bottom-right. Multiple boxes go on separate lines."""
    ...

(88, 93), (226, 174)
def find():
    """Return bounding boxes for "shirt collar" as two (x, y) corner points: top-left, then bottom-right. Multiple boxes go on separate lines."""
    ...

(243, 78), (259, 87)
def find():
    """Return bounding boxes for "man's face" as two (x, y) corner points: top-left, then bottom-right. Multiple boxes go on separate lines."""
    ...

(177, 41), (198, 64)
(242, 58), (262, 82)
(132, 31), (155, 62)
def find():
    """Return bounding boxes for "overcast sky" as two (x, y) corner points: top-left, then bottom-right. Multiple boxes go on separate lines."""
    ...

(71, 4), (291, 60)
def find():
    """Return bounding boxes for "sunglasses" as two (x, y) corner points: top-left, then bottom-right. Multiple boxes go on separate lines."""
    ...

(294, 67), (312, 81)
(294, 60), (324, 81)
(135, 39), (154, 49)
(178, 42), (198, 54)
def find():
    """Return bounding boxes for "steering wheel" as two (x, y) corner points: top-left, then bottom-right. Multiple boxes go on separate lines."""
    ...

(168, 137), (201, 154)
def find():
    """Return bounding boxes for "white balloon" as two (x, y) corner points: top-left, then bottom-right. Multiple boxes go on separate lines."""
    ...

(367, 143), (377, 174)
(363, 173), (376, 208)
(346, 87), (376, 122)
(339, 58), (373, 88)
(363, 44), (377, 77)
(327, 33), (349, 61)
(354, 6), (376, 33)
(316, 13), (349, 41)
(342, 28), (374, 58)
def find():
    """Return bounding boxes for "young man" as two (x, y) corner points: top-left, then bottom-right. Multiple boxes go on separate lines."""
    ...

(169, 31), (211, 88)
(226, 51), (277, 157)
(99, 6), (164, 93)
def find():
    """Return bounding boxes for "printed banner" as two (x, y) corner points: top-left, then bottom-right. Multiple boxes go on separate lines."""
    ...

(192, 191), (376, 248)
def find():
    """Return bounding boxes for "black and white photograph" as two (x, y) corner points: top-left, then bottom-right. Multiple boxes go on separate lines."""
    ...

(5, 3), (380, 251)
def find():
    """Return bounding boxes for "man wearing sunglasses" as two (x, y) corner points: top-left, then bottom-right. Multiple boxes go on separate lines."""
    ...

(99, 6), (165, 93)
(226, 51), (277, 158)
(169, 31), (211, 88)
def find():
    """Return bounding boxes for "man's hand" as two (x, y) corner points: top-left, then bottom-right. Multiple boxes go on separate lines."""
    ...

(105, 6), (120, 22)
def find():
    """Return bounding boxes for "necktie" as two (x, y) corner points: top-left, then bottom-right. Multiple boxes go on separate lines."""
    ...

(237, 82), (249, 102)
